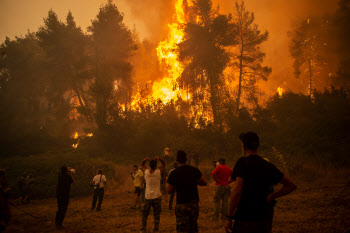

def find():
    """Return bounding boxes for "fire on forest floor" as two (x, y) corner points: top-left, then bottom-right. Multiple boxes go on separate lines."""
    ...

(5, 175), (350, 233)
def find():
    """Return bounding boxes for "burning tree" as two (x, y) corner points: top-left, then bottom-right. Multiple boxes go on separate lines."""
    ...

(231, 0), (271, 113)
(178, 0), (237, 128)
(289, 17), (328, 98)
(88, 0), (136, 128)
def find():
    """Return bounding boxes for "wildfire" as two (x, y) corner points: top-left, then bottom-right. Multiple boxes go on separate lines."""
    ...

(277, 87), (285, 97)
(127, 0), (212, 127)
(72, 141), (79, 149)
(130, 0), (190, 107)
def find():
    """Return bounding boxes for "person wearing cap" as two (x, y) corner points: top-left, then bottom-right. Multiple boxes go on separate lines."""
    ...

(225, 132), (297, 233)
(212, 158), (233, 222)
(167, 150), (207, 233)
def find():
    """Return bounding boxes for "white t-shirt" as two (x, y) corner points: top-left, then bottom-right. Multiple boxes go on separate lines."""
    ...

(144, 169), (161, 200)
(92, 174), (107, 189)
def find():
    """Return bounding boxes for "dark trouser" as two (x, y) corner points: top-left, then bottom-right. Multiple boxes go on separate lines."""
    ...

(169, 192), (175, 209)
(175, 201), (199, 233)
(232, 219), (273, 233)
(142, 184), (146, 203)
(213, 185), (231, 221)
(55, 196), (69, 226)
(194, 160), (199, 167)
(92, 188), (104, 210)
(141, 197), (161, 231)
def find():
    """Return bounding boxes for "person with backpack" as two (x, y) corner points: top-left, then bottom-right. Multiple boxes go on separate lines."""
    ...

(91, 169), (107, 211)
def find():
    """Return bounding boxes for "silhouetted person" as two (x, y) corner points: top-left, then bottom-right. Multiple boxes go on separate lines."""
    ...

(192, 147), (200, 167)
(141, 156), (165, 232)
(168, 162), (178, 210)
(159, 164), (168, 203)
(22, 173), (34, 204)
(141, 165), (147, 203)
(212, 158), (233, 221)
(91, 169), (106, 211)
(225, 132), (297, 233)
(0, 170), (11, 233)
(55, 165), (74, 229)
(167, 150), (207, 233)
(163, 145), (173, 164)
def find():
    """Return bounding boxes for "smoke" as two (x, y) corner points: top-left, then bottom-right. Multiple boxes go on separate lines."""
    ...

(118, 0), (175, 42)
(212, 0), (338, 95)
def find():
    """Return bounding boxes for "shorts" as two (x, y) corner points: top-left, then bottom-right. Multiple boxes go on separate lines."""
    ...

(135, 186), (142, 197)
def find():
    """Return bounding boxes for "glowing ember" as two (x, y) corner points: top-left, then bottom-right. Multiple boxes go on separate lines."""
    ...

(74, 132), (79, 139)
(86, 133), (93, 137)
(72, 141), (79, 149)
(277, 87), (285, 97)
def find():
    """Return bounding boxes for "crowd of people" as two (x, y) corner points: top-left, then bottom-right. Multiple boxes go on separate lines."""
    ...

(0, 132), (297, 233)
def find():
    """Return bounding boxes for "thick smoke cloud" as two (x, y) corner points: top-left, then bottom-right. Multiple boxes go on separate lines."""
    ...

(212, 0), (338, 95)
(118, 0), (175, 41)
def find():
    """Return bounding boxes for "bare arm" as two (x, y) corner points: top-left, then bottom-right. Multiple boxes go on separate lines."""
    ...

(197, 175), (207, 186)
(166, 183), (175, 194)
(267, 175), (297, 202)
(141, 158), (150, 167)
(212, 168), (219, 183)
(225, 177), (244, 232)
(157, 157), (166, 167)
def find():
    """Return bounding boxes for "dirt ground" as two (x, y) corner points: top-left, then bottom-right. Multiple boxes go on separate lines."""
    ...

(4, 177), (350, 233)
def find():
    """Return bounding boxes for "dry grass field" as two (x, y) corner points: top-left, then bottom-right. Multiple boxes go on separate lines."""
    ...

(4, 167), (350, 233)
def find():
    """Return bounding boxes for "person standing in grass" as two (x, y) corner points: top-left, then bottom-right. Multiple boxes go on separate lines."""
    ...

(212, 158), (233, 222)
(141, 156), (165, 232)
(192, 147), (200, 167)
(225, 132), (297, 233)
(131, 165), (144, 209)
(91, 169), (107, 211)
(55, 165), (74, 229)
(167, 150), (207, 233)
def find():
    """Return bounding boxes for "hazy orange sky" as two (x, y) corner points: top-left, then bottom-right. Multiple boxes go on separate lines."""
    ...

(0, 0), (338, 96)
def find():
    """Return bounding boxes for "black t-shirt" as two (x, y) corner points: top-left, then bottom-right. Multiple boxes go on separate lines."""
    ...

(232, 155), (284, 221)
(56, 173), (73, 199)
(167, 165), (202, 204)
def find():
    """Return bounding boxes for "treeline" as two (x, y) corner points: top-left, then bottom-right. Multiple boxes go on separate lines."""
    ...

(0, 0), (349, 168)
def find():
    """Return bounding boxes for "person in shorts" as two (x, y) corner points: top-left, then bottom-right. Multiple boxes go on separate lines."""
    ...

(131, 165), (144, 209)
